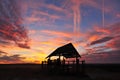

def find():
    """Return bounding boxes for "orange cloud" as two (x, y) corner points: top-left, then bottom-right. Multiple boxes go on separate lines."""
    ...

(88, 35), (100, 42)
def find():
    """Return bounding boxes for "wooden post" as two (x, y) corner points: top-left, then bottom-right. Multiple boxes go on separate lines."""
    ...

(82, 60), (85, 74)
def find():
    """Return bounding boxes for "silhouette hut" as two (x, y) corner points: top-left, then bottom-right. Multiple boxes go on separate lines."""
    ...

(44, 43), (85, 74)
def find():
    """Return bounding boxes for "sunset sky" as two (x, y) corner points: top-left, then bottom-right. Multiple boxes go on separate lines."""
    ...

(0, 0), (120, 64)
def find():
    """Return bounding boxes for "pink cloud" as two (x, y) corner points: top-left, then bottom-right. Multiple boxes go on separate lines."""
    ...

(84, 22), (120, 55)
(0, 0), (30, 49)
(107, 37), (120, 49)
(116, 13), (120, 18)
(25, 16), (46, 23)
(41, 30), (73, 38)
(33, 10), (61, 20)
(44, 4), (67, 13)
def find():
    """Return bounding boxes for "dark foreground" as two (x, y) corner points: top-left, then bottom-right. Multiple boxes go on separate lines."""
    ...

(0, 64), (120, 80)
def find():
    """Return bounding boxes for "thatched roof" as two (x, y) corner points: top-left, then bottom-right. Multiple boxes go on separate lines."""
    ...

(46, 43), (81, 58)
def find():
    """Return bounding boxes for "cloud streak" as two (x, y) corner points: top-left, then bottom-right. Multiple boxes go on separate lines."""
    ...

(71, 0), (81, 40)
(0, 54), (25, 64)
(82, 50), (120, 63)
(90, 36), (114, 45)
(0, 50), (8, 55)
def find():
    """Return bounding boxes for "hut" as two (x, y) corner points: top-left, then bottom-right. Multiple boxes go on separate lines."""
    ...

(42, 43), (85, 74)
(46, 43), (81, 59)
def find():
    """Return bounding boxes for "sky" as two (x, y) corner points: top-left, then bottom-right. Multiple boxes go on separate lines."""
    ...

(0, 0), (120, 64)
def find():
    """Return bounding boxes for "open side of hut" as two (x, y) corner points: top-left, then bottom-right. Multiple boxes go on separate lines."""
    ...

(42, 43), (85, 74)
